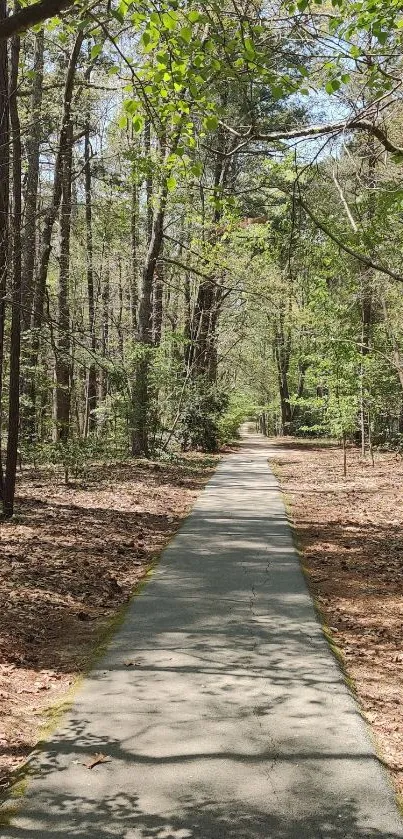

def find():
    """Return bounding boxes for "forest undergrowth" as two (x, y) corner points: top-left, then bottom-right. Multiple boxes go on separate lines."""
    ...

(271, 440), (403, 799)
(0, 453), (217, 792)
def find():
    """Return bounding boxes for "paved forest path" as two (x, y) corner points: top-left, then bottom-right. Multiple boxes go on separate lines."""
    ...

(2, 432), (403, 838)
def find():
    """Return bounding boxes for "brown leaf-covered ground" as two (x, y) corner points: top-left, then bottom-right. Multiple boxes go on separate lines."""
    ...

(270, 440), (403, 800)
(0, 454), (217, 791)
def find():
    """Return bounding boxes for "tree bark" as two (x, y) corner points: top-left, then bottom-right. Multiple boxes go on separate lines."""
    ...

(274, 326), (293, 435)
(21, 30), (44, 331)
(0, 0), (9, 498)
(189, 140), (228, 382)
(55, 121), (73, 442)
(84, 104), (97, 432)
(100, 261), (109, 402)
(152, 246), (163, 346)
(0, 0), (75, 39)
(25, 31), (83, 443)
(131, 185), (168, 456)
(130, 172), (138, 331)
(3, 13), (21, 517)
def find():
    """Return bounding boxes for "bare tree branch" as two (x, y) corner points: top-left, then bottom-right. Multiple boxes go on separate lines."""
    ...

(298, 195), (403, 283)
(220, 118), (403, 158)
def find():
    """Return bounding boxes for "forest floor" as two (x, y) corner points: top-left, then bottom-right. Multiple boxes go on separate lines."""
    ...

(0, 453), (217, 792)
(270, 440), (403, 800)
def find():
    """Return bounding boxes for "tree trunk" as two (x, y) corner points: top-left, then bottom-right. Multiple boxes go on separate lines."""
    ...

(0, 0), (8, 498)
(359, 134), (376, 455)
(0, 0), (10, 497)
(21, 30), (44, 331)
(55, 123), (73, 442)
(130, 172), (138, 331)
(274, 325), (293, 435)
(152, 246), (163, 346)
(100, 261), (109, 403)
(189, 143), (228, 383)
(84, 108), (97, 433)
(25, 32), (83, 443)
(131, 188), (167, 457)
(3, 16), (21, 517)
(183, 265), (191, 372)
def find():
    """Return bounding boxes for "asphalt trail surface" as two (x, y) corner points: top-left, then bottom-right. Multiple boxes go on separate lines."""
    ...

(2, 433), (403, 838)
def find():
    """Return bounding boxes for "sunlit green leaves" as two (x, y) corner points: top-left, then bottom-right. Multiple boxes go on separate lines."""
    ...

(166, 175), (177, 191)
(90, 43), (102, 60)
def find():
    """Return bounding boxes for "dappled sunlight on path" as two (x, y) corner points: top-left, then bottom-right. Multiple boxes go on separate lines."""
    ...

(2, 434), (403, 838)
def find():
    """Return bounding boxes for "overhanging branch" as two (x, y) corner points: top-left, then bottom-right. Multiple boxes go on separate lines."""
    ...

(0, 0), (76, 39)
(298, 196), (403, 283)
(221, 118), (403, 158)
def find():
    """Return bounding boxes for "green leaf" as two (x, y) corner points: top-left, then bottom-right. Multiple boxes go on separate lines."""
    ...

(205, 115), (219, 131)
(162, 12), (177, 30)
(244, 38), (255, 56)
(167, 176), (177, 192)
(325, 78), (341, 94)
(90, 43), (102, 60)
(124, 99), (140, 115)
(191, 162), (203, 177)
(132, 115), (144, 133)
(180, 26), (192, 43)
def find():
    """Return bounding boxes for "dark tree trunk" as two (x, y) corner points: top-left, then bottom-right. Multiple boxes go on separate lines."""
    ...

(144, 120), (153, 240)
(131, 191), (167, 457)
(55, 123), (73, 442)
(25, 32), (83, 443)
(0, 0), (9, 497)
(130, 172), (138, 331)
(274, 327), (293, 435)
(84, 109), (97, 433)
(21, 30), (43, 332)
(100, 262), (109, 402)
(189, 141), (228, 383)
(3, 16), (21, 517)
(131, 125), (181, 457)
(183, 265), (191, 372)
(152, 247), (163, 346)
(359, 136), (376, 455)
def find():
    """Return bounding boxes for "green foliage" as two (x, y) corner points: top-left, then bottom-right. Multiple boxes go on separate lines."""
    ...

(217, 394), (259, 444)
(177, 382), (229, 452)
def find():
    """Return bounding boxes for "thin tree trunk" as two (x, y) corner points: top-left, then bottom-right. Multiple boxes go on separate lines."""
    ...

(343, 431), (347, 477)
(130, 171), (138, 331)
(131, 125), (181, 456)
(144, 120), (153, 241)
(55, 123), (73, 442)
(3, 15), (21, 517)
(131, 188), (168, 456)
(183, 265), (191, 371)
(26, 32), (83, 443)
(100, 261), (109, 402)
(152, 245), (163, 346)
(189, 141), (228, 382)
(21, 30), (44, 331)
(274, 327), (293, 434)
(84, 106), (97, 432)
(0, 0), (9, 497)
